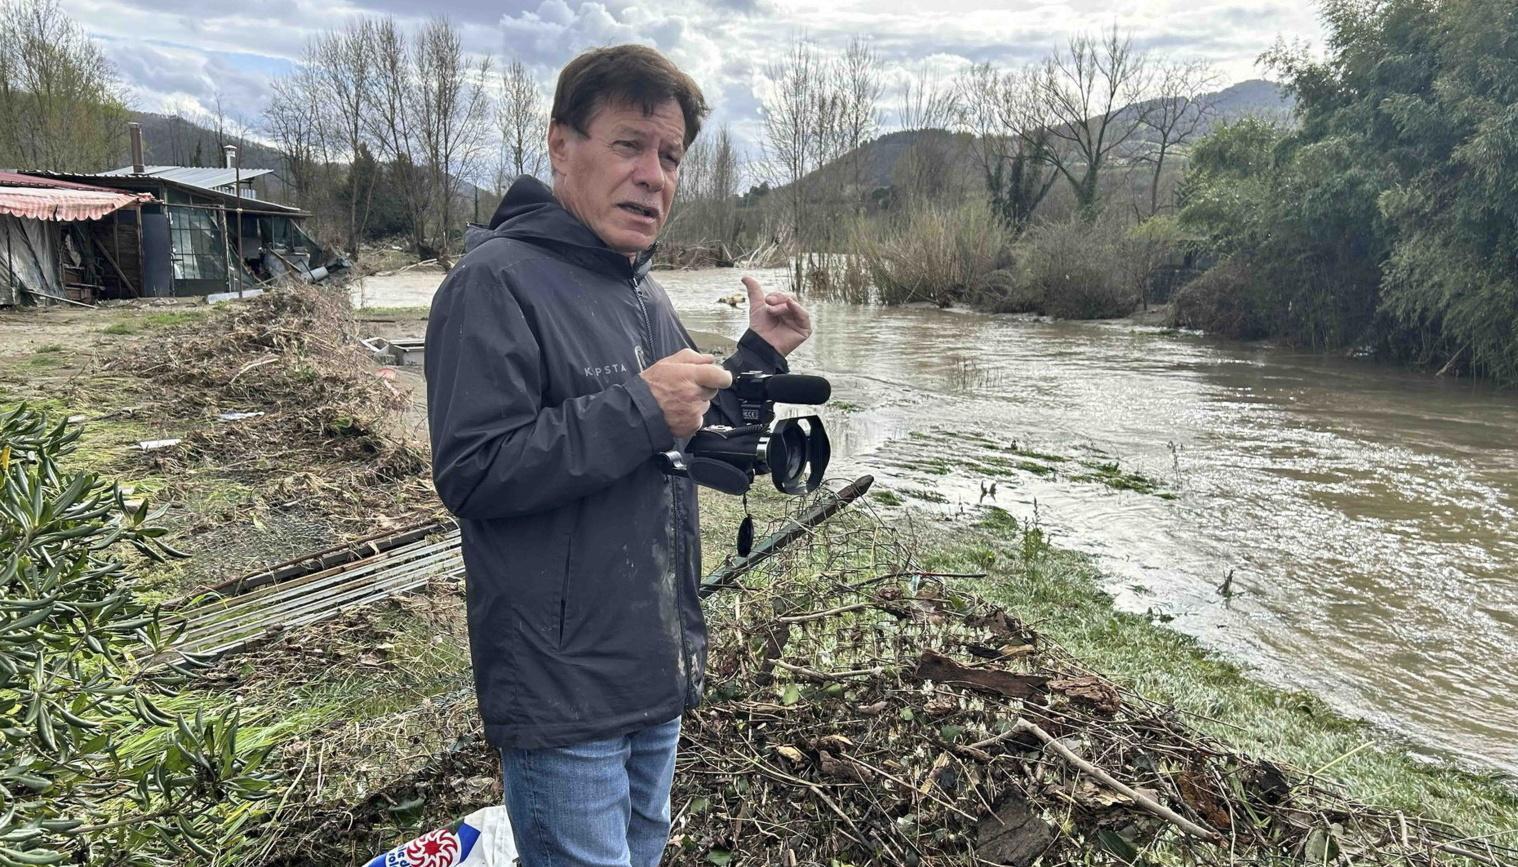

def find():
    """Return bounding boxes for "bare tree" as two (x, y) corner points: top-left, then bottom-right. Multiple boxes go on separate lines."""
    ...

(896, 61), (958, 132)
(368, 17), (431, 257)
(760, 36), (826, 247)
(207, 91), (250, 161)
(667, 124), (742, 247)
(957, 62), (1058, 233)
(709, 127), (740, 204)
(159, 98), (203, 166)
(1137, 59), (1219, 216)
(1035, 27), (1152, 216)
(311, 21), (376, 255)
(264, 68), (324, 210)
(677, 133), (715, 203)
(709, 126), (744, 244)
(835, 36), (882, 208)
(413, 16), (492, 258)
(894, 61), (961, 205)
(497, 58), (547, 186)
(0, 0), (127, 172)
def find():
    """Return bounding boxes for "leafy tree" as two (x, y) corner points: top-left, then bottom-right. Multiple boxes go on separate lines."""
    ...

(1178, 0), (1518, 377)
(1375, 0), (1518, 377)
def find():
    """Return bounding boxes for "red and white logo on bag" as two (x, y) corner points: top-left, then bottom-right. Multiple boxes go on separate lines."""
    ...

(398, 828), (461, 867)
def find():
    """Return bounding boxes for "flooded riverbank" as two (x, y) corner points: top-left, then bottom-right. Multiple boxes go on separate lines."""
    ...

(353, 266), (1518, 777)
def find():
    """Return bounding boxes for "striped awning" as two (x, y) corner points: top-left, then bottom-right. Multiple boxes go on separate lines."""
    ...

(0, 185), (151, 222)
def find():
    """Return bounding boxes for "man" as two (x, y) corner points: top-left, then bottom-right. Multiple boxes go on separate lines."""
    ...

(424, 45), (812, 866)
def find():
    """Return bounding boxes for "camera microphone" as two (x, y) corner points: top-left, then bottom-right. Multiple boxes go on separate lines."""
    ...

(762, 374), (831, 405)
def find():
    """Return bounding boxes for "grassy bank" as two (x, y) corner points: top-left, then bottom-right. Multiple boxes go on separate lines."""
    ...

(960, 507), (1516, 835)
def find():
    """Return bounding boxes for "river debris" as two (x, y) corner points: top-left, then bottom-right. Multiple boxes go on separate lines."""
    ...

(116, 284), (438, 536)
(252, 488), (1515, 866)
(665, 498), (1506, 866)
(655, 242), (736, 270)
(173, 522), (463, 658)
(136, 436), (182, 450)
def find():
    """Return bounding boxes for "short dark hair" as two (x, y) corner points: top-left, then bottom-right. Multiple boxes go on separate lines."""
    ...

(551, 45), (708, 148)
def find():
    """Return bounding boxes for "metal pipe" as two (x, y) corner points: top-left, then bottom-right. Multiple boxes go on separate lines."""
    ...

(180, 543), (462, 632)
(18, 285), (96, 309)
(198, 520), (456, 599)
(176, 541), (462, 630)
(178, 536), (462, 634)
(180, 553), (465, 657)
(172, 477), (874, 661)
(233, 146), (244, 297)
(182, 556), (464, 655)
(220, 202), (231, 295)
(129, 122), (145, 174)
(4, 215), (13, 305)
(134, 204), (144, 299)
(700, 475), (874, 599)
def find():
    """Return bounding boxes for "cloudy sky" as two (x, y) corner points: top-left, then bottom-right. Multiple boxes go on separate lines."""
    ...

(67, 0), (1327, 157)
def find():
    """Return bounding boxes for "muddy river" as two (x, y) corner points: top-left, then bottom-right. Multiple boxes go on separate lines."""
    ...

(356, 265), (1518, 777)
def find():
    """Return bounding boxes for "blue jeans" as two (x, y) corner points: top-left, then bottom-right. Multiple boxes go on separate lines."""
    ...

(501, 717), (681, 866)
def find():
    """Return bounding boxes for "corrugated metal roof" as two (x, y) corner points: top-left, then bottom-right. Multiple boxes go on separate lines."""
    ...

(19, 171), (306, 216)
(102, 165), (273, 189)
(0, 171), (125, 193)
(0, 185), (151, 221)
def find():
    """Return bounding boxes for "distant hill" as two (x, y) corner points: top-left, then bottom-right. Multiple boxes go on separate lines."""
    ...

(122, 111), (286, 175)
(1208, 78), (1295, 120)
(788, 78), (1294, 194)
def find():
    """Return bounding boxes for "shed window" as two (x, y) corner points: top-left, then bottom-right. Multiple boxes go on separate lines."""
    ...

(166, 205), (225, 281)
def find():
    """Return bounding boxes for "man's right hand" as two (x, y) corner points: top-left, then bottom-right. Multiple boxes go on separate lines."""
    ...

(640, 349), (733, 437)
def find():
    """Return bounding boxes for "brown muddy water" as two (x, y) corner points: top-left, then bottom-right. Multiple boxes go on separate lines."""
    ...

(354, 266), (1518, 778)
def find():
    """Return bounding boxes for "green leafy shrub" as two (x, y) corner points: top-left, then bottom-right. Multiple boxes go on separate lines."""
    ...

(1170, 256), (1270, 339)
(0, 405), (282, 864)
(966, 268), (1041, 314)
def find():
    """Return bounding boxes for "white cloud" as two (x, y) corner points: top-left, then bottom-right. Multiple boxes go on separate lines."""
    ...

(62, 0), (1326, 163)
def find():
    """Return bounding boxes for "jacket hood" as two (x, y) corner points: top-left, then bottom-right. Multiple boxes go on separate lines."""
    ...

(465, 175), (654, 280)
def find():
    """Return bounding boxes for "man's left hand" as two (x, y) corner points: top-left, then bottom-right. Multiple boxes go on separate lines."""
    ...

(743, 276), (812, 357)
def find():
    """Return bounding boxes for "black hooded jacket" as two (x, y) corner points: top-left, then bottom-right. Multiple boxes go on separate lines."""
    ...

(424, 176), (787, 749)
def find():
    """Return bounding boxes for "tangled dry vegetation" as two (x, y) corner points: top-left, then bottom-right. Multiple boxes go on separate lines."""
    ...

(260, 488), (1513, 866)
(119, 286), (440, 542)
(671, 496), (1514, 866)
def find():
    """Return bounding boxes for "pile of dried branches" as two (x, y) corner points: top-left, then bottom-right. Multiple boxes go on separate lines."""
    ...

(122, 286), (436, 528)
(670, 491), (1513, 866)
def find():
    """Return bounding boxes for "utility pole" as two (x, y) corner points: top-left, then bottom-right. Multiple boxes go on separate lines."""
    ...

(226, 144), (244, 298)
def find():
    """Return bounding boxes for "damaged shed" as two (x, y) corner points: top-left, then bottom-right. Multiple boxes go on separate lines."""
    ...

(0, 172), (151, 306)
(11, 121), (339, 302)
(23, 168), (332, 300)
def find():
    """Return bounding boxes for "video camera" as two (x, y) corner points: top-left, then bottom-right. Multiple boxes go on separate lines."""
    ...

(657, 371), (831, 496)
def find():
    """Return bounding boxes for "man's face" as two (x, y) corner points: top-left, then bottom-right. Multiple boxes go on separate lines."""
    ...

(549, 98), (685, 257)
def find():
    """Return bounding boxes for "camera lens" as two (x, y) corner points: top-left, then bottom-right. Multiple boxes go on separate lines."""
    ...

(779, 424), (806, 480)
(768, 418), (825, 494)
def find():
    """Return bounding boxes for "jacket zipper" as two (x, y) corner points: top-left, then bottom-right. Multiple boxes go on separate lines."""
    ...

(630, 276), (654, 366)
(631, 272), (695, 704)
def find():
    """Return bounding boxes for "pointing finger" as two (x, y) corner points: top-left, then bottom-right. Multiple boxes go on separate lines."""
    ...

(743, 276), (765, 307)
